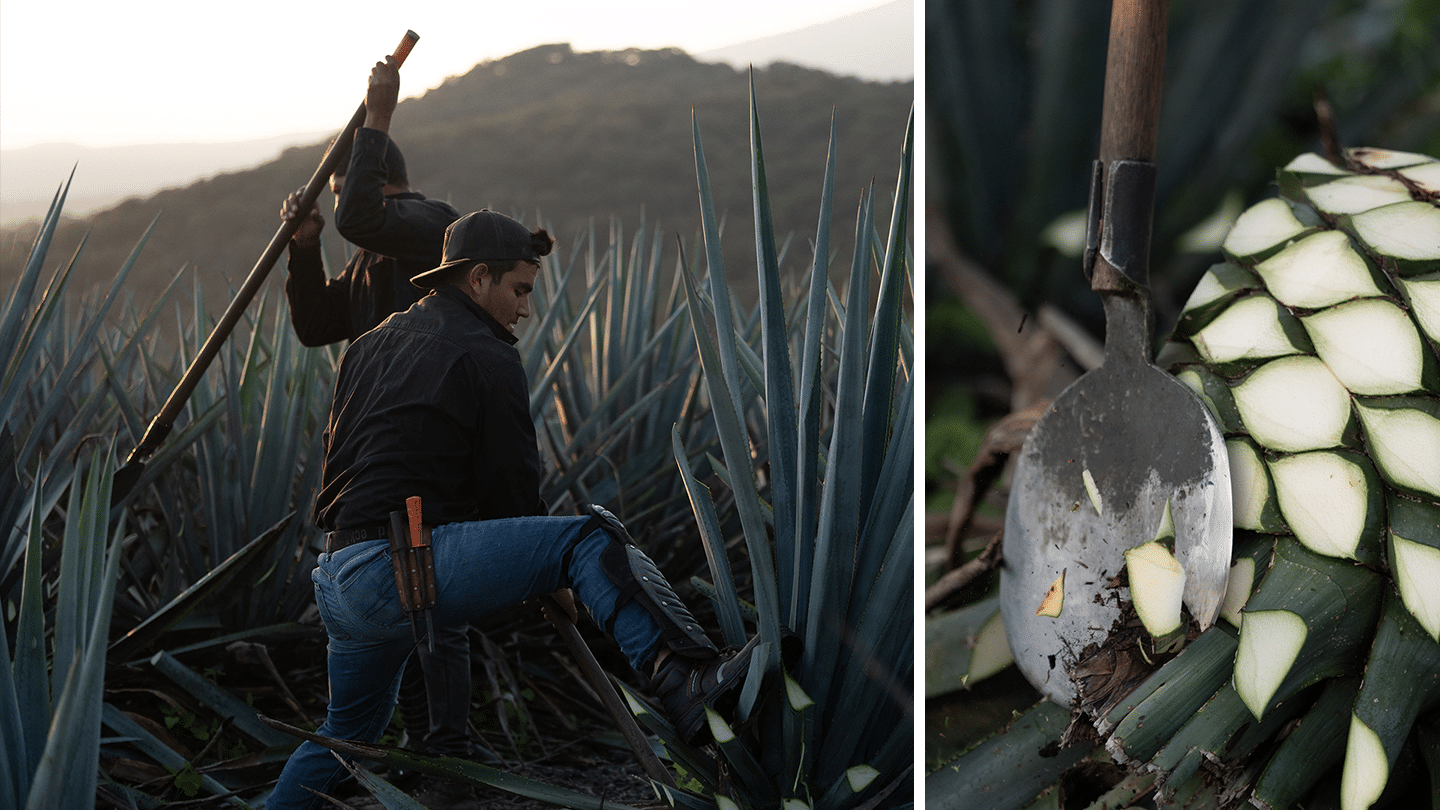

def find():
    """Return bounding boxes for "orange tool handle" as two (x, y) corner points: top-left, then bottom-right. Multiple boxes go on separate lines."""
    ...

(406, 496), (426, 548)
(392, 30), (420, 67)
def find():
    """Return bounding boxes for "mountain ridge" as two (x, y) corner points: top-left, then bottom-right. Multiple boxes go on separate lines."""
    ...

(1, 44), (912, 313)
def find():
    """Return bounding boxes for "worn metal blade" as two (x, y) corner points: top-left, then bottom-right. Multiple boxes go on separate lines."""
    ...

(1000, 360), (1231, 706)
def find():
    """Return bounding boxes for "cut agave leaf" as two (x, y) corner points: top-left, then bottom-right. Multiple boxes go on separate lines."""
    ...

(1037, 570), (1065, 618)
(1220, 557), (1256, 628)
(1191, 293), (1309, 366)
(1283, 152), (1351, 177)
(1347, 147), (1436, 170)
(1231, 356), (1351, 453)
(1388, 495), (1440, 641)
(1219, 533), (1275, 628)
(1399, 160), (1440, 193)
(1304, 174), (1415, 215)
(1390, 536), (1440, 641)
(1352, 397), (1440, 498)
(1152, 500), (1175, 543)
(1221, 198), (1316, 262)
(1345, 200), (1440, 277)
(1341, 590), (1440, 810)
(1268, 450), (1383, 562)
(785, 673), (814, 710)
(1395, 273), (1440, 344)
(1083, 468), (1103, 515)
(924, 596), (1013, 697)
(1303, 298), (1427, 396)
(1252, 230), (1385, 309)
(1233, 538), (1383, 720)
(1235, 609), (1309, 720)
(1125, 541), (1186, 638)
(1341, 715), (1388, 810)
(969, 608), (1014, 685)
(1226, 437), (1285, 532)
(846, 764), (880, 793)
(1176, 263), (1264, 333)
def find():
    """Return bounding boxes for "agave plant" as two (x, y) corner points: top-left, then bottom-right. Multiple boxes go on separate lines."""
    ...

(0, 178), (158, 595)
(640, 77), (913, 810)
(1, 442), (125, 809)
(521, 215), (728, 573)
(1155, 146), (1439, 809)
(929, 148), (1439, 809)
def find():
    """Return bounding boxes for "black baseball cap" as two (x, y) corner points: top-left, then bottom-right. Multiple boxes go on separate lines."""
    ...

(411, 210), (544, 288)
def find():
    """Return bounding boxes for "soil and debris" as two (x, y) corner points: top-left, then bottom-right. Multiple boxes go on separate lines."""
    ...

(97, 606), (678, 809)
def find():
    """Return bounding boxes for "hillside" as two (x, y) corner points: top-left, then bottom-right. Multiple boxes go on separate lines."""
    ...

(1, 44), (912, 312)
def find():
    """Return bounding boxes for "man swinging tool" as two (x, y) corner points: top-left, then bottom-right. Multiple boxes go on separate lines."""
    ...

(266, 211), (767, 809)
(278, 54), (489, 785)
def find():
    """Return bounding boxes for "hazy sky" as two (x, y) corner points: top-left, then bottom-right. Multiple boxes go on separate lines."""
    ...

(0, 0), (894, 149)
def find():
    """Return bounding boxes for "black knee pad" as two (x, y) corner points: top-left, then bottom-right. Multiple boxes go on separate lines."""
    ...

(581, 504), (718, 660)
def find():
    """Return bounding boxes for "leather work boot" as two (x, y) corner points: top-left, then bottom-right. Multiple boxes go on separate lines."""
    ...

(649, 635), (765, 745)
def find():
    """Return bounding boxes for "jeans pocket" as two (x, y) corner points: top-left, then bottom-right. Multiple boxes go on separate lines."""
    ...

(312, 565), (350, 641)
(328, 544), (408, 638)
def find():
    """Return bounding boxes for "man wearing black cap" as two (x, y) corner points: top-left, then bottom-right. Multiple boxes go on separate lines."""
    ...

(266, 211), (764, 809)
(279, 55), (484, 784)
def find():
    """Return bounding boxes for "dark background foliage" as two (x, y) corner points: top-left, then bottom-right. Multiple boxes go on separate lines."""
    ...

(925, 0), (1440, 517)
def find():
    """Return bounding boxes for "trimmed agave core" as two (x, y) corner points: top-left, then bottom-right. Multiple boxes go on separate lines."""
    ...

(1166, 148), (1440, 579)
(1162, 147), (1440, 807)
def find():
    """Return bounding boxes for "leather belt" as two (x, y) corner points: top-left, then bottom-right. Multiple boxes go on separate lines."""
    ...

(324, 522), (438, 553)
(324, 524), (391, 553)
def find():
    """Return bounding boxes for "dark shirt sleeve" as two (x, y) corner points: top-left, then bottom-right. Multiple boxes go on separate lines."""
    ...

(335, 128), (455, 267)
(284, 241), (353, 347)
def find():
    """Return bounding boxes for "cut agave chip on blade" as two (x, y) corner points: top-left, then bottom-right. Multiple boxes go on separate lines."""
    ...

(1125, 540), (1186, 637)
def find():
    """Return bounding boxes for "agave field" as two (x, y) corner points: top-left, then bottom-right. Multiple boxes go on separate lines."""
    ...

(1, 79), (914, 809)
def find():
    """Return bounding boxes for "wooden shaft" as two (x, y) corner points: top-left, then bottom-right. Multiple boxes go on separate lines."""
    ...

(541, 594), (677, 787)
(1098, 0), (1167, 165)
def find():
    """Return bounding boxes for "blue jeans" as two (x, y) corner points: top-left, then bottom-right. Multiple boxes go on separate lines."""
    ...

(265, 515), (662, 809)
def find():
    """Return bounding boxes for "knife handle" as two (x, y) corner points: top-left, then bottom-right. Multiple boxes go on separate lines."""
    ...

(406, 495), (425, 548)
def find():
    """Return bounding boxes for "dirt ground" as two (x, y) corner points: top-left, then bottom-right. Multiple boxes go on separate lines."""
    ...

(332, 753), (661, 810)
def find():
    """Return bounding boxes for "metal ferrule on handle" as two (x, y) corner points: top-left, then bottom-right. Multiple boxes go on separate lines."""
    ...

(1084, 158), (1157, 290)
(1088, 0), (1166, 296)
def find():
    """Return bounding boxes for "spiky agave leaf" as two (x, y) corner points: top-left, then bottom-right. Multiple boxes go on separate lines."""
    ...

(4, 444), (125, 809)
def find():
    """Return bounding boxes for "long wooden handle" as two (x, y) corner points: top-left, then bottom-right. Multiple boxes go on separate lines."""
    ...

(112, 30), (419, 504)
(1098, 0), (1166, 165)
